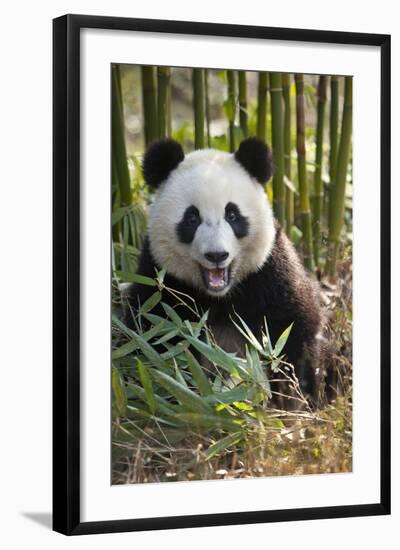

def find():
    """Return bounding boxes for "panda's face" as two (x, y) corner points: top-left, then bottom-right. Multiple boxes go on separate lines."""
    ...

(148, 146), (276, 297)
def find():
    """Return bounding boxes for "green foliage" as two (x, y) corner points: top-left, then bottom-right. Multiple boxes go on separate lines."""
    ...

(111, 273), (297, 466)
(111, 272), (353, 483)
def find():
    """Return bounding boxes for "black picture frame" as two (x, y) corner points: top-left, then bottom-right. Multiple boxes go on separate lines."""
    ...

(53, 14), (391, 536)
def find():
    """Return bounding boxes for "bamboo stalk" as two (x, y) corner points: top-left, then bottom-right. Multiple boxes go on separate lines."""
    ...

(167, 95), (172, 137)
(238, 71), (248, 139)
(295, 74), (314, 271)
(193, 68), (205, 149)
(326, 76), (353, 278)
(327, 76), (340, 222)
(166, 69), (172, 137)
(205, 69), (211, 147)
(269, 72), (285, 225)
(157, 66), (171, 138)
(112, 149), (120, 243)
(115, 64), (123, 107)
(227, 70), (237, 152)
(111, 65), (132, 207)
(257, 72), (268, 141)
(141, 66), (158, 146)
(312, 75), (328, 267)
(282, 73), (293, 236)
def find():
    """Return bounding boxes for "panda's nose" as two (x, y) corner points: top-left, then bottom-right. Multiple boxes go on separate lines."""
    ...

(204, 251), (229, 264)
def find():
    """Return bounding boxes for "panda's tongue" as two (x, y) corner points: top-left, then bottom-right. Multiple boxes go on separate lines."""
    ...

(206, 268), (226, 289)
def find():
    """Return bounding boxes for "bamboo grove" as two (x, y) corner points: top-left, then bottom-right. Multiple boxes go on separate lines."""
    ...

(112, 65), (352, 278)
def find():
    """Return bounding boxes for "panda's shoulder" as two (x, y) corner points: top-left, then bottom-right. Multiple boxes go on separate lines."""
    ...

(261, 223), (322, 324)
(266, 222), (305, 278)
(237, 222), (319, 309)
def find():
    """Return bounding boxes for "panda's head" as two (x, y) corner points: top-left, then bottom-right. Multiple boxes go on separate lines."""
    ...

(144, 137), (276, 297)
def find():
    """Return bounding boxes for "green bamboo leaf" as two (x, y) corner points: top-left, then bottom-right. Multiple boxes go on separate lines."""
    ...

(140, 291), (162, 314)
(273, 322), (294, 357)
(184, 320), (194, 336)
(112, 313), (135, 338)
(129, 332), (165, 368)
(137, 359), (156, 414)
(126, 382), (178, 417)
(204, 385), (251, 406)
(185, 335), (240, 377)
(233, 401), (253, 411)
(141, 321), (169, 341)
(262, 317), (274, 356)
(206, 432), (242, 460)
(290, 225), (303, 244)
(115, 271), (157, 286)
(153, 328), (180, 346)
(185, 350), (213, 397)
(161, 302), (183, 326)
(174, 363), (188, 388)
(212, 376), (223, 393)
(128, 212), (139, 250)
(113, 242), (141, 256)
(156, 266), (167, 286)
(230, 315), (263, 353)
(112, 339), (138, 360)
(112, 367), (127, 417)
(233, 125), (244, 145)
(151, 369), (211, 413)
(161, 341), (190, 360)
(245, 345), (268, 387)
(111, 321), (168, 359)
(112, 206), (130, 226)
(143, 312), (174, 327)
(193, 310), (209, 337)
(125, 405), (178, 427)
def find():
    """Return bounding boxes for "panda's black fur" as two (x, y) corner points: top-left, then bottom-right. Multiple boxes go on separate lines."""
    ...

(127, 231), (322, 408)
(126, 138), (323, 408)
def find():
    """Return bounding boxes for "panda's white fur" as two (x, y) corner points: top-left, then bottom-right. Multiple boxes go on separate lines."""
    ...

(148, 148), (276, 296)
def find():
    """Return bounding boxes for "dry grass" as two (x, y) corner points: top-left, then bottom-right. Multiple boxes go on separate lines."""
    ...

(112, 395), (351, 484)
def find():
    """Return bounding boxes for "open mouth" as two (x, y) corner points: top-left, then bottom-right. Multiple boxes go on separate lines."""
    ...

(201, 266), (230, 292)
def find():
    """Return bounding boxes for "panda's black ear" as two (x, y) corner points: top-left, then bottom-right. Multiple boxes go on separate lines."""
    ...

(234, 137), (273, 184)
(142, 139), (185, 189)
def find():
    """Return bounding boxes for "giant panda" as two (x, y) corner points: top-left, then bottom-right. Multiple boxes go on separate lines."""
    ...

(127, 137), (323, 407)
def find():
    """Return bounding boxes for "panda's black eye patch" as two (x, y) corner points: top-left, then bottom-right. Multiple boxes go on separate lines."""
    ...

(176, 205), (201, 244)
(225, 202), (249, 239)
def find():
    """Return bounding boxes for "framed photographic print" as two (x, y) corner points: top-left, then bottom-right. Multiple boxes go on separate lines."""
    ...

(53, 14), (391, 535)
